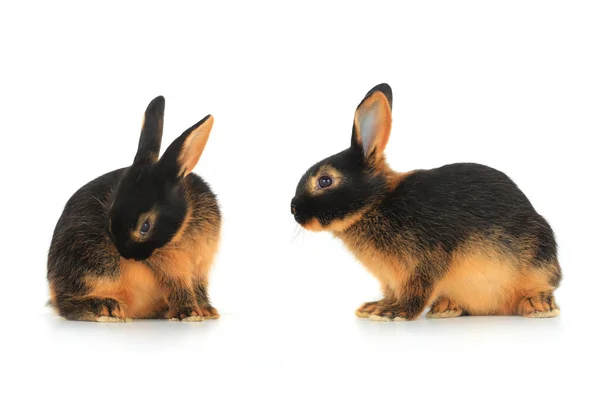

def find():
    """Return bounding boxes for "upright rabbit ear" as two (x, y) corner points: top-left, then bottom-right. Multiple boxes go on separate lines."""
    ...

(351, 83), (393, 164)
(134, 96), (165, 165)
(159, 115), (214, 179)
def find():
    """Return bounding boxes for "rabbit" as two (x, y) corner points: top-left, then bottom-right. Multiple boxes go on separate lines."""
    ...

(47, 96), (221, 322)
(291, 83), (561, 321)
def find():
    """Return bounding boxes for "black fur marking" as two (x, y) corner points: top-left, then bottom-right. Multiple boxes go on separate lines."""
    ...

(292, 147), (387, 227)
(194, 283), (215, 310)
(359, 83), (393, 110)
(396, 266), (436, 319)
(135, 95), (165, 165)
(109, 164), (188, 261)
(194, 284), (209, 306)
(354, 163), (559, 266)
(47, 169), (126, 297)
(548, 271), (561, 288)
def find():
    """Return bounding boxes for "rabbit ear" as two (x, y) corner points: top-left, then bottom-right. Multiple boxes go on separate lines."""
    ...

(351, 84), (393, 164)
(134, 96), (165, 165)
(159, 115), (214, 179)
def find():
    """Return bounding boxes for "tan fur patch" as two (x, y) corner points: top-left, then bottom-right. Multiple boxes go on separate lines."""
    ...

(434, 240), (557, 316)
(302, 211), (366, 233)
(325, 211), (366, 233)
(49, 285), (57, 306)
(436, 251), (519, 315)
(182, 185), (221, 278)
(87, 260), (166, 319)
(354, 91), (392, 164)
(338, 230), (418, 298)
(374, 159), (412, 190)
(130, 210), (159, 242)
(140, 114), (146, 134)
(178, 115), (214, 177)
(302, 218), (324, 232)
(306, 165), (344, 195)
(191, 232), (220, 284)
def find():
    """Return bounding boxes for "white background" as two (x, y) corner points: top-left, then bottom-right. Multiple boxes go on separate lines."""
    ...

(1, 1), (598, 399)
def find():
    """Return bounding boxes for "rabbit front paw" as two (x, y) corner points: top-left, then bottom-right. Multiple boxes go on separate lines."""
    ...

(167, 305), (204, 322)
(355, 299), (387, 318)
(426, 297), (465, 318)
(366, 302), (409, 321)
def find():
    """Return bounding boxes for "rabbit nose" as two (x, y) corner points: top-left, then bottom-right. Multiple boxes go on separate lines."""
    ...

(291, 197), (301, 215)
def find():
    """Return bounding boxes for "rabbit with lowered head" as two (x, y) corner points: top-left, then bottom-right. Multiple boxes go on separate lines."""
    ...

(291, 84), (561, 321)
(48, 96), (221, 322)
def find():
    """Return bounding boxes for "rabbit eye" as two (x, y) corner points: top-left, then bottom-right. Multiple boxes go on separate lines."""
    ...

(318, 175), (333, 188)
(140, 220), (151, 235)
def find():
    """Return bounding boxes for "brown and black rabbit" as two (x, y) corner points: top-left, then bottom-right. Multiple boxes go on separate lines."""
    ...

(47, 96), (221, 322)
(291, 83), (561, 321)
